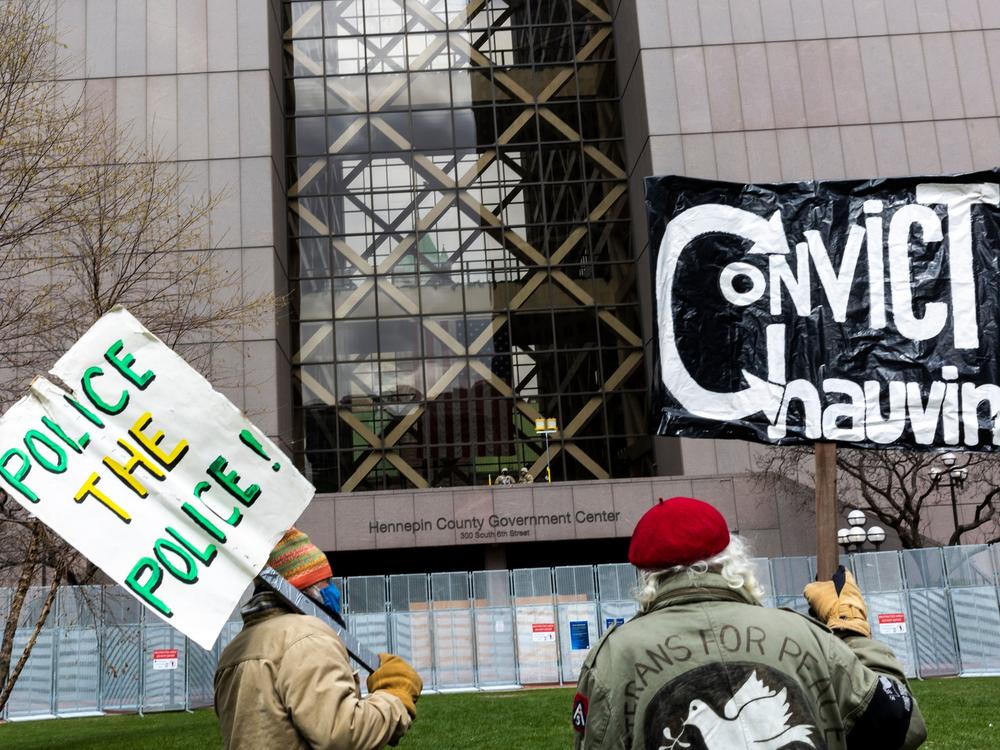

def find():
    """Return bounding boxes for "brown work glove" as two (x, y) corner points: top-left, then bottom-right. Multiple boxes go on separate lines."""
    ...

(366, 653), (423, 718)
(803, 566), (871, 638)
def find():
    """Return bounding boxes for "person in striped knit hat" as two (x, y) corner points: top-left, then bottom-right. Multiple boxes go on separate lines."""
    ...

(268, 527), (344, 619)
(215, 527), (422, 750)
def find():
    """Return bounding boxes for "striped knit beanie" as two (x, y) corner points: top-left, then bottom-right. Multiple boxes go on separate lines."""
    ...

(268, 527), (333, 590)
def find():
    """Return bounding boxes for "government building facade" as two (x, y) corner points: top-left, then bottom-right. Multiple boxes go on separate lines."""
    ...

(52, 0), (1000, 573)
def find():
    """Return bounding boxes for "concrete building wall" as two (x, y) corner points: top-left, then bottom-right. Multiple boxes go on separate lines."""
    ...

(54, 0), (293, 449)
(612, 0), (1000, 477)
(299, 475), (817, 559)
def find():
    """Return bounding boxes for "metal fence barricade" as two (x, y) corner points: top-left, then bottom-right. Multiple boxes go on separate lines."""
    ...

(853, 551), (916, 678)
(53, 586), (101, 716)
(471, 570), (517, 687)
(769, 556), (814, 613)
(8, 627), (56, 719)
(907, 587), (960, 677)
(901, 547), (959, 678)
(749, 558), (775, 609)
(851, 551), (904, 592)
(346, 575), (390, 677)
(596, 563), (638, 634)
(902, 545), (947, 589)
(943, 545), (1000, 675)
(141, 621), (187, 713)
(100, 587), (143, 712)
(7, 587), (58, 719)
(187, 639), (218, 709)
(853, 552), (910, 647)
(555, 566), (599, 683)
(4, 543), (1000, 718)
(512, 568), (559, 684)
(389, 574), (433, 688)
(430, 572), (475, 690)
(943, 544), (995, 587)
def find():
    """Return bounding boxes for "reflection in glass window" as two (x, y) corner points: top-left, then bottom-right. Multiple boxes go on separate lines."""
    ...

(299, 278), (333, 320)
(286, 0), (648, 490)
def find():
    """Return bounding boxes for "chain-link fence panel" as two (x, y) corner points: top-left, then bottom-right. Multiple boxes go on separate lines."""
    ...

(950, 587), (1000, 675)
(216, 620), (243, 651)
(557, 601), (597, 683)
(866, 592), (916, 678)
(852, 551), (904, 593)
(187, 639), (218, 709)
(430, 572), (474, 689)
(54, 627), (100, 715)
(6, 627), (56, 719)
(346, 575), (390, 675)
(5, 586), (59, 719)
(53, 586), (101, 715)
(598, 600), (637, 631)
(100, 587), (142, 712)
(749, 558), (775, 608)
(555, 566), (597, 682)
(5, 544), (1000, 717)
(596, 563), (637, 602)
(141, 622), (187, 712)
(472, 570), (517, 686)
(596, 563), (639, 634)
(555, 566), (596, 600)
(944, 545), (996, 587)
(906, 588), (959, 677)
(769, 556), (814, 612)
(902, 547), (946, 588)
(512, 568), (558, 684)
(389, 574), (433, 687)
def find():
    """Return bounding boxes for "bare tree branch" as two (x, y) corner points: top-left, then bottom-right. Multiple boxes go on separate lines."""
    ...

(0, 0), (278, 712)
(755, 446), (1000, 549)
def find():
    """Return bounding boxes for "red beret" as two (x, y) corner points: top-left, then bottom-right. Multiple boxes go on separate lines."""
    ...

(628, 497), (731, 569)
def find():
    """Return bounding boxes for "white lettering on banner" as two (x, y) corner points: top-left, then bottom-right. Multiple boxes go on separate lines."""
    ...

(656, 205), (786, 423)
(655, 182), (1000, 447)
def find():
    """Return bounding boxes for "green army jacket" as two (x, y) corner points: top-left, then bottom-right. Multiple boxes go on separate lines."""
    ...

(572, 572), (925, 750)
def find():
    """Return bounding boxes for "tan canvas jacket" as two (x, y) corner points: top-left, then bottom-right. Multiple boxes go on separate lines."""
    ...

(572, 572), (926, 750)
(214, 596), (411, 750)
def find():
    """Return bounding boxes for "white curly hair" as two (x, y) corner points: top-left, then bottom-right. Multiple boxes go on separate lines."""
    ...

(634, 534), (765, 611)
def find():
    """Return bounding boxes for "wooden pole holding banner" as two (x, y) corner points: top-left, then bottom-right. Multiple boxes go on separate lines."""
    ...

(814, 442), (839, 580)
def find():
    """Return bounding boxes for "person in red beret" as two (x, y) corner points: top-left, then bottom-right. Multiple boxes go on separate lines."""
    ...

(214, 528), (422, 750)
(572, 497), (926, 750)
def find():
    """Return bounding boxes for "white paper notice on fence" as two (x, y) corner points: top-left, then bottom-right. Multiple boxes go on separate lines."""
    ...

(0, 307), (314, 649)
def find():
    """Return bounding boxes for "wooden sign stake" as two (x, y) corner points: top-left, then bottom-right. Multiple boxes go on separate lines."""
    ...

(814, 441), (839, 580)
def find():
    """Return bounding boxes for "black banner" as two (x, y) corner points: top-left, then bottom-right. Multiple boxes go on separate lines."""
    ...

(647, 172), (1000, 451)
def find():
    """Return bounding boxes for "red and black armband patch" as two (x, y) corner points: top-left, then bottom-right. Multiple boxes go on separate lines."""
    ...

(572, 692), (588, 732)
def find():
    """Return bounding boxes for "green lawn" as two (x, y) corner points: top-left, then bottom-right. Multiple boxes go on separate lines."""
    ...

(0, 677), (995, 749)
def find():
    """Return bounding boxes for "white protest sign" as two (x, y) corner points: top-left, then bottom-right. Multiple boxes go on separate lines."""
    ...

(0, 307), (314, 649)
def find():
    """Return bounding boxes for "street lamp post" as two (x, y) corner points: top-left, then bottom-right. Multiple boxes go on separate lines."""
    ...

(928, 451), (969, 535)
(534, 417), (558, 483)
(837, 509), (886, 554)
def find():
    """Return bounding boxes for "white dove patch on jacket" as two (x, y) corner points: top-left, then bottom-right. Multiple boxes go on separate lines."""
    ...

(642, 662), (825, 750)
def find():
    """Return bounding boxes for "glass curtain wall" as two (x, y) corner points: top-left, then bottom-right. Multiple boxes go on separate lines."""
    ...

(284, 0), (649, 491)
